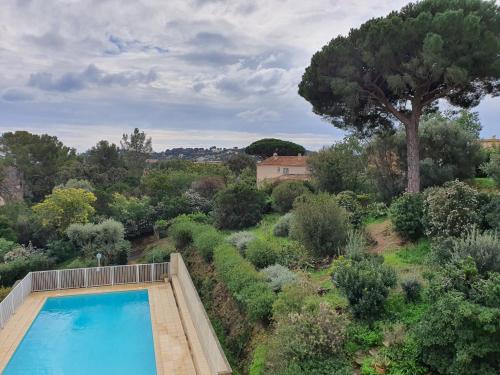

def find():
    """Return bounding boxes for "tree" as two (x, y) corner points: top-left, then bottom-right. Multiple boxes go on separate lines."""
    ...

(212, 184), (267, 229)
(84, 140), (126, 186)
(482, 152), (500, 186)
(225, 153), (256, 174)
(246, 138), (305, 157)
(109, 193), (156, 238)
(120, 128), (152, 178)
(0, 131), (77, 201)
(307, 137), (368, 193)
(299, 0), (500, 192)
(271, 181), (310, 212)
(32, 188), (96, 233)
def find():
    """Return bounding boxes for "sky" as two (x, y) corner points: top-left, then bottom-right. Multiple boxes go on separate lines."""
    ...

(0, 0), (498, 152)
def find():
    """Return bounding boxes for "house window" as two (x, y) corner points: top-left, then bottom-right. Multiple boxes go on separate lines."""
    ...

(283, 167), (289, 175)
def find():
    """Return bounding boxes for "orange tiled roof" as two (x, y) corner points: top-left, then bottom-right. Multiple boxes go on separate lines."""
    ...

(258, 155), (308, 167)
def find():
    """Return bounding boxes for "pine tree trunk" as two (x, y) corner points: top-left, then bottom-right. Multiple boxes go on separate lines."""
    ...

(405, 119), (420, 193)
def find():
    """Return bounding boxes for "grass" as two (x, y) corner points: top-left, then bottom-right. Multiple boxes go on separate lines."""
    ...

(249, 343), (268, 375)
(384, 239), (430, 266)
(364, 215), (388, 226)
(468, 177), (499, 193)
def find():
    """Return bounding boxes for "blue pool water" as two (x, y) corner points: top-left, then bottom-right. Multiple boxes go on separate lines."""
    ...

(3, 290), (157, 375)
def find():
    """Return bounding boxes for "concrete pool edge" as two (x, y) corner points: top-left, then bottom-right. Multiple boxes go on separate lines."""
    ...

(0, 283), (197, 375)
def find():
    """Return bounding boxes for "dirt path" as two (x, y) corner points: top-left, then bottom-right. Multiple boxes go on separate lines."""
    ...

(366, 219), (403, 254)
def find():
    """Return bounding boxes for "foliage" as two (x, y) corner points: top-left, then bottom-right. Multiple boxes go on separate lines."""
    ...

(66, 219), (129, 265)
(271, 181), (309, 213)
(3, 243), (39, 262)
(142, 170), (197, 204)
(0, 131), (77, 201)
(307, 137), (368, 193)
(193, 226), (224, 261)
(45, 239), (77, 262)
(62, 178), (94, 192)
(423, 180), (481, 237)
(0, 238), (16, 262)
(401, 278), (422, 303)
(417, 263), (500, 374)
(249, 343), (267, 375)
(120, 128), (152, 179)
(183, 189), (212, 213)
(265, 301), (348, 374)
(213, 184), (267, 229)
(168, 220), (200, 249)
(299, 0), (500, 192)
(83, 140), (126, 188)
(0, 215), (17, 241)
(346, 323), (383, 352)
(333, 256), (397, 320)
(389, 193), (424, 241)
(143, 243), (175, 263)
(190, 176), (225, 199)
(0, 254), (55, 287)
(225, 154), (256, 175)
(290, 193), (349, 257)
(213, 243), (275, 321)
(273, 213), (294, 237)
(32, 187), (96, 233)
(482, 196), (500, 231)
(261, 264), (298, 292)
(245, 138), (305, 158)
(343, 230), (367, 260)
(153, 219), (169, 239)
(272, 278), (317, 319)
(109, 193), (156, 238)
(336, 190), (365, 227)
(245, 238), (279, 269)
(481, 152), (500, 186)
(0, 287), (11, 302)
(226, 231), (256, 254)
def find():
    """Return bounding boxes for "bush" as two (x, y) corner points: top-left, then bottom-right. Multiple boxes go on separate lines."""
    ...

(336, 191), (364, 227)
(265, 301), (349, 374)
(401, 278), (422, 303)
(0, 254), (55, 286)
(153, 219), (169, 239)
(272, 278), (317, 319)
(46, 239), (77, 262)
(226, 231), (256, 254)
(290, 193), (349, 257)
(273, 213), (294, 237)
(245, 238), (279, 269)
(213, 243), (275, 321)
(271, 181), (309, 213)
(423, 180), (481, 238)
(193, 227), (224, 261)
(213, 184), (267, 229)
(143, 243), (175, 263)
(0, 238), (16, 262)
(0, 287), (11, 302)
(168, 220), (200, 249)
(389, 193), (424, 241)
(276, 240), (310, 268)
(481, 152), (500, 186)
(482, 196), (500, 231)
(261, 264), (298, 292)
(333, 256), (397, 320)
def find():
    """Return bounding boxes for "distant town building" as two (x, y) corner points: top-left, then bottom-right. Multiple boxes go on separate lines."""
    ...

(481, 136), (500, 149)
(256, 153), (310, 186)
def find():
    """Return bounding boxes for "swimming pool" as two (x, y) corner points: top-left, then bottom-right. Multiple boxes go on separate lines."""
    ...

(3, 290), (157, 375)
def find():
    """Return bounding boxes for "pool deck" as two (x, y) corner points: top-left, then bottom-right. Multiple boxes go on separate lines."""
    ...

(0, 282), (201, 375)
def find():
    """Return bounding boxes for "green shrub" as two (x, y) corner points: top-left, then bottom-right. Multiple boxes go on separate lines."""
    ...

(246, 238), (279, 269)
(46, 239), (77, 262)
(261, 264), (298, 292)
(0, 255), (55, 286)
(333, 256), (397, 321)
(213, 243), (275, 321)
(401, 278), (422, 303)
(482, 196), (500, 231)
(276, 240), (310, 268)
(0, 286), (11, 302)
(272, 278), (316, 319)
(143, 243), (175, 263)
(213, 184), (267, 229)
(343, 230), (367, 260)
(153, 219), (169, 239)
(193, 227), (224, 261)
(265, 301), (348, 374)
(249, 343), (267, 375)
(337, 191), (364, 227)
(346, 323), (383, 351)
(273, 213), (294, 237)
(423, 180), (481, 238)
(291, 193), (349, 257)
(271, 181), (309, 213)
(389, 193), (424, 241)
(168, 220), (199, 249)
(0, 238), (16, 262)
(481, 152), (500, 186)
(226, 231), (256, 254)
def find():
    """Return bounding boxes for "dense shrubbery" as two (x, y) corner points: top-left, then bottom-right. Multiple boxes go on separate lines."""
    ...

(109, 193), (156, 238)
(273, 213), (294, 237)
(482, 152), (500, 186)
(423, 180), (481, 238)
(213, 184), (267, 229)
(482, 196), (500, 231)
(291, 193), (349, 257)
(271, 181), (309, 212)
(226, 231), (256, 254)
(336, 191), (365, 227)
(192, 226), (224, 261)
(168, 219), (202, 249)
(143, 243), (175, 263)
(213, 243), (275, 321)
(401, 278), (422, 303)
(261, 264), (298, 291)
(0, 254), (55, 286)
(245, 238), (279, 269)
(333, 255), (396, 320)
(389, 193), (424, 241)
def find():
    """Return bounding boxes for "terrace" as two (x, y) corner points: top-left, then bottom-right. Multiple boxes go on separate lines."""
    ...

(0, 254), (231, 375)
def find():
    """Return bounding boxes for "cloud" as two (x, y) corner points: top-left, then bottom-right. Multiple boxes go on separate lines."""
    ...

(2, 88), (34, 102)
(237, 108), (280, 122)
(106, 35), (168, 55)
(28, 64), (158, 92)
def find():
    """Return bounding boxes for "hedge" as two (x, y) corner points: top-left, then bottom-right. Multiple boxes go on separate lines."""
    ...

(213, 243), (275, 321)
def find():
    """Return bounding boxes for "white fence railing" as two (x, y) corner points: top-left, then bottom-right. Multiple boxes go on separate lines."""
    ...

(0, 262), (169, 329)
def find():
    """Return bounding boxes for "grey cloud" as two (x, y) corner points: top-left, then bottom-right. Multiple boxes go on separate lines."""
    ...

(24, 30), (65, 49)
(189, 32), (233, 48)
(181, 51), (243, 66)
(106, 35), (168, 55)
(216, 67), (286, 97)
(28, 64), (158, 92)
(2, 88), (34, 102)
